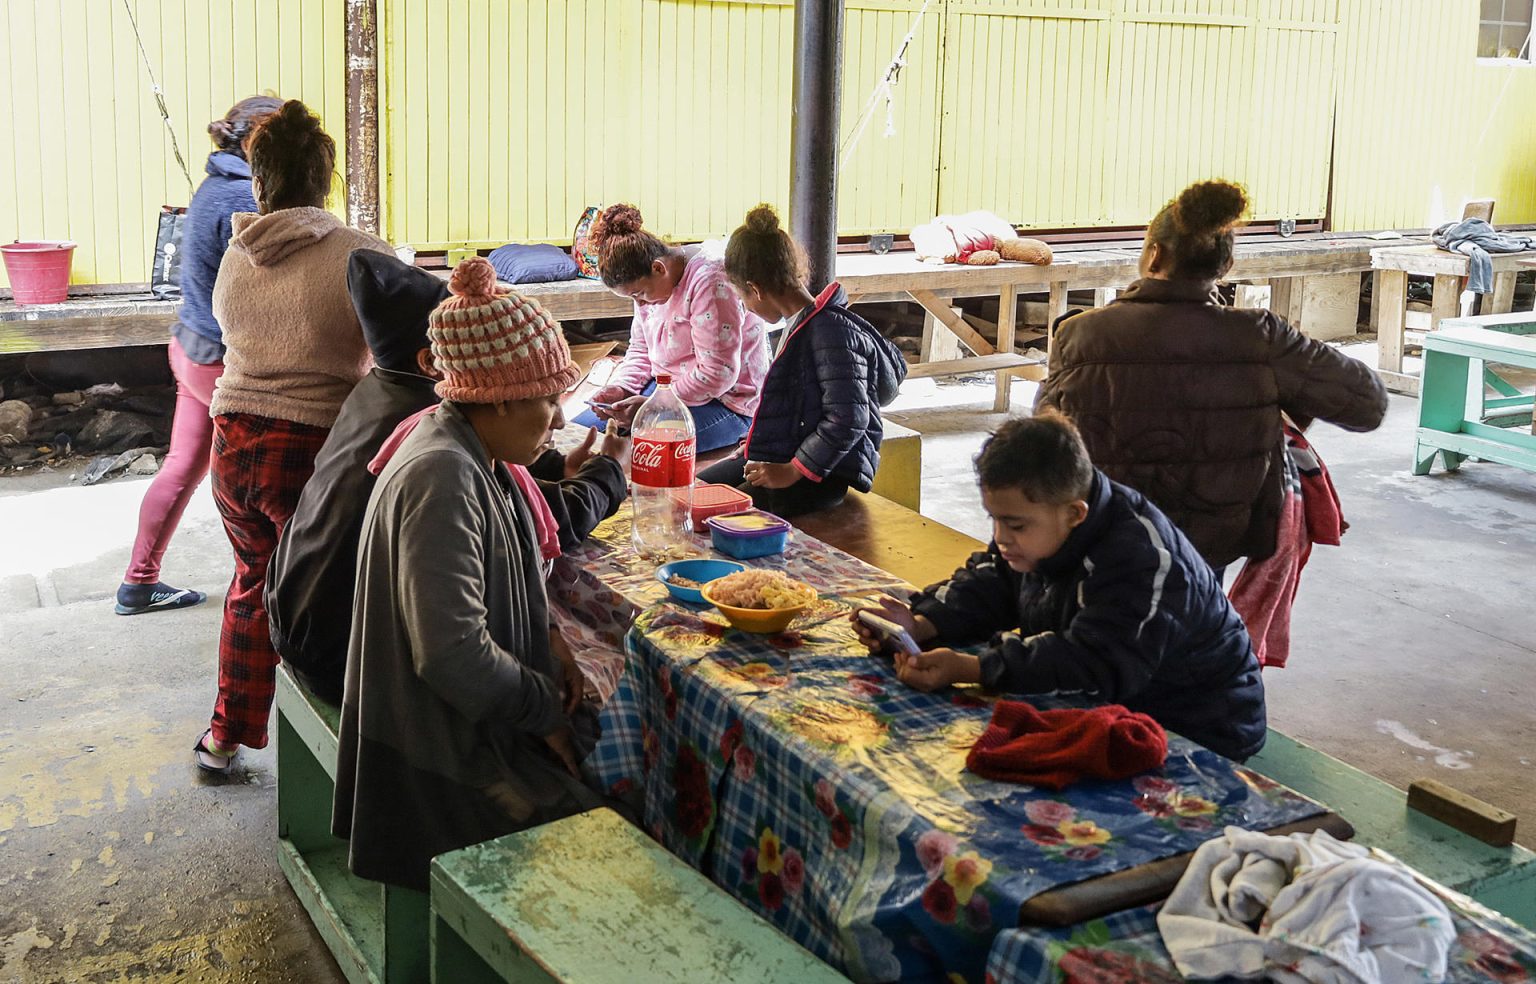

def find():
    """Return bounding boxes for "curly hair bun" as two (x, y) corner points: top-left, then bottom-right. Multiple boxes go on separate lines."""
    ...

(1175, 180), (1248, 236)
(593, 203), (645, 248)
(743, 204), (782, 236)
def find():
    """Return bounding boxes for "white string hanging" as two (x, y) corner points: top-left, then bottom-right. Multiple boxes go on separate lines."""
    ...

(121, 0), (195, 192)
(838, 0), (934, 174)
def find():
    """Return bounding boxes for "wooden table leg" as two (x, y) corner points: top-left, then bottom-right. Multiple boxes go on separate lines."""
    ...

(1046, 281), (1068, 360)
(1431, 273), (1461, 331)
(994, 284), (1018, 412)
(1268, 276), (1304, 326)
(1492, 271), (1517, 314)
(1374, 269), (1409, 374)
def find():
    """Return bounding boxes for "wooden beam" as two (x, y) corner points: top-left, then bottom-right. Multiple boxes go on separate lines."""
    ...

(1374, 269), (1409, 374)
(345, 0), (381, 235)
(1429, 273), (1463, 333)
(1491, 271), (1518, 314)
(1268, 276), (1304, 326)
(905, 352), (1033, 379)
(994, 284), (1018, 412)
(909, 289), (996, 356)
(1045, 281), (1069, 358)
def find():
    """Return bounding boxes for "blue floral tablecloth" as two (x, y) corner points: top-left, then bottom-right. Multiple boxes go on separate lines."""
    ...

(986, 873), (1536, 984)
(589, 604), (1333, 984)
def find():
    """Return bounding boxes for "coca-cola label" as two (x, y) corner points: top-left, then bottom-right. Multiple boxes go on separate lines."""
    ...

(632, 436), (696, 488)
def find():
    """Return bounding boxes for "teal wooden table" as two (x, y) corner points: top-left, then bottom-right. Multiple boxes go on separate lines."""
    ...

(1415, 312), (1536, 476)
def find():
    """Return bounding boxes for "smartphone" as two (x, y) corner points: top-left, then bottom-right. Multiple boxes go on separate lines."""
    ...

(585, 399), (616, 411)
(857, 610), (920, 656)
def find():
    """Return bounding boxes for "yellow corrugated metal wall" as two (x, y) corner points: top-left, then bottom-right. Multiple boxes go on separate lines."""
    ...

(937, 0), (1339, 225)
(1332, 0), (1536, 230)
(4, 0), (1534, 286)
(0, 0), (347, 289)
(381, 0), (943, 249)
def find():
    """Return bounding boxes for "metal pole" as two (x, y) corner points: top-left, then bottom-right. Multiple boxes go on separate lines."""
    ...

(345, 0), (381, 235)
(789, 0), (845, 293)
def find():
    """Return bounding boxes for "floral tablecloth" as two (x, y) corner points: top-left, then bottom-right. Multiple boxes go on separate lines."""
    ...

(986, 871), (1536, 984)
(549, 510), (910, 704)
(588, 603), (1333, 984)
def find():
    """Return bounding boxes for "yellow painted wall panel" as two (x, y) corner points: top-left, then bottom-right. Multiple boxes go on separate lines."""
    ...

(0, 0), (347, 289)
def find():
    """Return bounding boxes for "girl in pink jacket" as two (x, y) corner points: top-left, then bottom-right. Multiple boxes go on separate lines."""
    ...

(577, 204), (768, 452)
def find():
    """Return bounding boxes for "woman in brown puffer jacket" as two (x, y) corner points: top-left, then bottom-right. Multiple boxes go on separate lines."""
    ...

(1035, 180), (1388, 571)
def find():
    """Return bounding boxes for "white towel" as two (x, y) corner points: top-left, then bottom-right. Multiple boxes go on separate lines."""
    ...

(1157, 827), (1456, 983)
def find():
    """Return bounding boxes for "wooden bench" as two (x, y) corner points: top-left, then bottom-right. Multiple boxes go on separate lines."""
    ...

(1371, 242), (1536, 396)
(275, 664), (430, 984)
(430, 808), (847, 984)
(1414, 313), (1536, 477)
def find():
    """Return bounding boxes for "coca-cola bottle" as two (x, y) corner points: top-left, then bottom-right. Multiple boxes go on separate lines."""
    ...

(629, 374), (697, 559)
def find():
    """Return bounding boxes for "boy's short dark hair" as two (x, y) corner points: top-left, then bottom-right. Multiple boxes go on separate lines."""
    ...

(975, 412), (1094, 504)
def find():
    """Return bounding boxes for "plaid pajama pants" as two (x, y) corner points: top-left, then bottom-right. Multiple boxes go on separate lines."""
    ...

(208, 413), (329, 749)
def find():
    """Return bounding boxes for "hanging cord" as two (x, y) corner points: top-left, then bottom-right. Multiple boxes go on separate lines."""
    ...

(1471, 23), (1533, 155)
(121, 0), (194, 192)
(838, 0), (934, 174)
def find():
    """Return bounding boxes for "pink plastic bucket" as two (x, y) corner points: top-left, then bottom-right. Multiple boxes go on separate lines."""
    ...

(2, 241), (77, 305)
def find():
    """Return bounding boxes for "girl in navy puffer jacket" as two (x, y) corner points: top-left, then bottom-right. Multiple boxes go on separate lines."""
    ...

(698, 205), (907, 516)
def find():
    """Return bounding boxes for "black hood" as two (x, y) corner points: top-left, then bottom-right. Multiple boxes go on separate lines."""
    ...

(347, 250), (450, 373)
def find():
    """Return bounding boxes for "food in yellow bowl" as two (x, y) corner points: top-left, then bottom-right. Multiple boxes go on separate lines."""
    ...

(701, 569), (817, 633)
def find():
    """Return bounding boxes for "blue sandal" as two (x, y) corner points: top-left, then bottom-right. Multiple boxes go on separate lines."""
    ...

(116, 582), (207, 616)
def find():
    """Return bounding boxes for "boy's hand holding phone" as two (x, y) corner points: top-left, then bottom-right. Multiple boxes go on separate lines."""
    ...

(851, 597), (935, 654)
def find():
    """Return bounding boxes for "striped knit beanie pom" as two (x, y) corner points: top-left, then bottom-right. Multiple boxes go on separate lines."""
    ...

(429, 257), (580, 404)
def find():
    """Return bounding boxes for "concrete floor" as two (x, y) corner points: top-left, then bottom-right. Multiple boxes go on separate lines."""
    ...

(2, 374), (1534, 982)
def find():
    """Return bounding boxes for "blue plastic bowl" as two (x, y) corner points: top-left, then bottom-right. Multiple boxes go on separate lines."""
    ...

(656, 559), (747, 604)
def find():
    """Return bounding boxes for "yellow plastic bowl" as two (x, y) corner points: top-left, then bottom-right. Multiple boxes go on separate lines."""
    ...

(701, 580), (815, 634)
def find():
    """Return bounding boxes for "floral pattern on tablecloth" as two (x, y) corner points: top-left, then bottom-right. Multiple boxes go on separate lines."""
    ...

(589, 603), (1333, 984)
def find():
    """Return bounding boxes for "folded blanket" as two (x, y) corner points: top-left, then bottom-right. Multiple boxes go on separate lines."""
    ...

(1158, 826), (1456, 983)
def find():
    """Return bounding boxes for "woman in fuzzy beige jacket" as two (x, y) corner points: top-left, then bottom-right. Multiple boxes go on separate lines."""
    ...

(196, 100), (393, 773)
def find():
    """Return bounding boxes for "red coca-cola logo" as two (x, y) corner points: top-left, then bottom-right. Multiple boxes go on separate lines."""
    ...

(632, 436), (696, 488)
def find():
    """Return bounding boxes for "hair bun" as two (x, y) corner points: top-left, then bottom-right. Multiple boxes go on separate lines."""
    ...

(448, 256), (498, 300)
(594, 203), (645, 248)
(1175, 180), (1248, 235)
(744, 204), (782, 236)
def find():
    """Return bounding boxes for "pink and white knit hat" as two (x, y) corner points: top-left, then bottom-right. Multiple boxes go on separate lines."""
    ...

(428, 257), (580, 403)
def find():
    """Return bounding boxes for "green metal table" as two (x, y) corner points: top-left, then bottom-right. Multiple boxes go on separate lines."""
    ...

(1415, 312), (1536, 476)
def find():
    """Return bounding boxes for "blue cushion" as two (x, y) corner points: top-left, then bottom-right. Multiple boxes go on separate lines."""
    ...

(487, 243), (579, 285)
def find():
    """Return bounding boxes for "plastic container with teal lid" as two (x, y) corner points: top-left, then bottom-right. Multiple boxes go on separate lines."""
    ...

(705, 509), (792, 559)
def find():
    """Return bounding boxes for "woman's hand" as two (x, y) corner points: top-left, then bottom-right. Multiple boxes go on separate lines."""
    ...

(895, 648), (981, 693)
(587, 385), (632, 422)
(743, 461), (800, 489)
(549, 629), (586, 715)
(606, 394), (647, 426)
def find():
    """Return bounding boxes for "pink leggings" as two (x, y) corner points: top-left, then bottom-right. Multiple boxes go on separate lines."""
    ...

(124, 337), (225, 585)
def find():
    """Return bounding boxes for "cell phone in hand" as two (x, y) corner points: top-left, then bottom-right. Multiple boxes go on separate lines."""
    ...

(585, 399), (615, 411)
(857, 610), (920, 656)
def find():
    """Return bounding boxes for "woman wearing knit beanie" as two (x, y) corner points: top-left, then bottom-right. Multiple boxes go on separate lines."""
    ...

(333, 257), (603, 892)
(574, 203), (770, 452)
(194, 100), (394, 773)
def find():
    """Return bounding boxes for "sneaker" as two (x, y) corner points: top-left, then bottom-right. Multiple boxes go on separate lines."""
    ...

(115, 581), (207, 616)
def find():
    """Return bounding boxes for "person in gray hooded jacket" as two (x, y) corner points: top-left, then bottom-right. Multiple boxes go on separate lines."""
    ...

(334, 259), (604, 891)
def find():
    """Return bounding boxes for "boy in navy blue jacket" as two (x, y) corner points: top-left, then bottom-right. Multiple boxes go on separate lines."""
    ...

(854, 413), (1267, 761)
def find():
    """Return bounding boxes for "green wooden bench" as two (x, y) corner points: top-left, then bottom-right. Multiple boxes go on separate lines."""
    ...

(1414, 312), (1536, 476)
(1249, 730), (1536, 928)
(275, 664), (430, 984)
(430, 808), (849, 984)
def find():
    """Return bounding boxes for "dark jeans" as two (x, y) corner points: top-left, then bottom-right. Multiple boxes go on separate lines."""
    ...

(571, 380), (750, 453)
(697, 455), (851, 518)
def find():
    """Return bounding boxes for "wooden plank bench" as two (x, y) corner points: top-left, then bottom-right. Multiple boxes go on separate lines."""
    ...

(275, 664), (430, 984)
(430, 808), (847, 984)
(1371, 243), (1536, 396)
(1413, 313), (1536, 477)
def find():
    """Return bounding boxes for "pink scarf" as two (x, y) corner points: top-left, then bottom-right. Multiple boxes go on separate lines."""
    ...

(367, 405), (562, 561)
